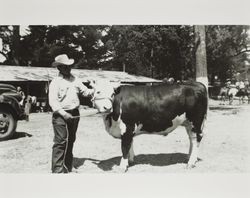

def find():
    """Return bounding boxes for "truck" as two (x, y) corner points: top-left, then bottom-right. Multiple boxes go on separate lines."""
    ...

(0, 83), (26, 141)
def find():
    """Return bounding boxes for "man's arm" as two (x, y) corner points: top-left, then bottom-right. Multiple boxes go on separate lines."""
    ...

(77, 79), (95, 97)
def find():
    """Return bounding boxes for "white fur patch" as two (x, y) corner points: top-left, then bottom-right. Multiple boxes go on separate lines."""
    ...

(104, 113), (187, 138)
(119, 157), (129, 171)
(103, 115), (126, 139)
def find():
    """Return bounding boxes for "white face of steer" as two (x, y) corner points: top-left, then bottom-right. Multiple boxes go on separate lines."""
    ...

(92, 80), (119, 113)
(103, 113), (126, 139)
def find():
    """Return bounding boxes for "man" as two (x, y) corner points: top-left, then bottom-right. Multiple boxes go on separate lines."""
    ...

(24, 95), (32, 121)
(226, 79), (231, 88)
(244, 78), (249, 88)
(17, 86), (25, 107)
(49, 54), (95, 173)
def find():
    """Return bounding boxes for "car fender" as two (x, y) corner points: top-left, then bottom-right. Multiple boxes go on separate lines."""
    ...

(0, 95), (25, 120)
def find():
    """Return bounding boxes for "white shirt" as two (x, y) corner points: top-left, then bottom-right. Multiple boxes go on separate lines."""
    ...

(49, 73), (94, 116)
(236, 81), (245, 89)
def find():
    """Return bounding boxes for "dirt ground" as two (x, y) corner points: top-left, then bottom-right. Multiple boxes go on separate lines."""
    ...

(0, 99), (250, 173)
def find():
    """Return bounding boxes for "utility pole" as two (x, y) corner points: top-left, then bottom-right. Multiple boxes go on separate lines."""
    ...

(150, 26), (156, 78)
(123, 62), (126, 72)
(151, 48), (154, 78)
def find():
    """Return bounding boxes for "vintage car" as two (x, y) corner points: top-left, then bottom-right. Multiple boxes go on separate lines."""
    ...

(0, 83), (26, 141)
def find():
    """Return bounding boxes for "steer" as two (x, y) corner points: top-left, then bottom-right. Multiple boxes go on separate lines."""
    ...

(92, 81), (208, 172)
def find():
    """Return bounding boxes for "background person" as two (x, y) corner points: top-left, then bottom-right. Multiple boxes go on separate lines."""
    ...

(48, 54), (95, 173)
(17, 86), (25, 107)
(24, 95), (32, 121)
(244, 78), (249, 88)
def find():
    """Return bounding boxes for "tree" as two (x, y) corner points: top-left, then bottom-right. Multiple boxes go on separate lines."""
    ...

(0, 26), (10, 63)
(195, 25), (208, 88)
(19, 25), (107, 68)
(206, 25), (250, 84)
(0, 25), (21, 65)
(102, 25), (195, 80)
(11, 26), (21, 65)
(1, 25), (249, 84)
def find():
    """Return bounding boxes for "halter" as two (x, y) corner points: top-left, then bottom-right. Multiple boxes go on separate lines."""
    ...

(90, 84), (116, 112)
(91, 95), (114, 103)
(91, 93), (114, 113)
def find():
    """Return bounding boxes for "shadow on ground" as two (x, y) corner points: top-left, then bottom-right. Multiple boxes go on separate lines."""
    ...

(209, 105), (240, 115)
(9, 131), (32, 140)
(73, 157), (101, 169)
(74, 153), (188, 171)
(209, 106), (239, 111)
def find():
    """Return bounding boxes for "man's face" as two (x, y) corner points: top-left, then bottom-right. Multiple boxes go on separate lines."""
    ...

(57, 65), (72, 77)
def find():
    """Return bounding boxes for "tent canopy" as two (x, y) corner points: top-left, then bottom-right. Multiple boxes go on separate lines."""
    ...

(0, 65), (161, 83)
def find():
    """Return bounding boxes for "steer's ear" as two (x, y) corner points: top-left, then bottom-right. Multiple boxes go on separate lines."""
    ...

(114, 86), (121, 95)
(112, 81), (121, 94)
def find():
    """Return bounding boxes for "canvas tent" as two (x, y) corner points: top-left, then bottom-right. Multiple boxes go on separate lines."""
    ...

(0, 65), (161, 111)
(0, 65), (161, 83)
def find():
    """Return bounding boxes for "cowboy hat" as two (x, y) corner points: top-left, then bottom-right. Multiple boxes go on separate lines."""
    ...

(52, 54), (74, 67)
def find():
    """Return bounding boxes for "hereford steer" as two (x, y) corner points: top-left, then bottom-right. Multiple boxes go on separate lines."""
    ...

(92, 81), (208, 172)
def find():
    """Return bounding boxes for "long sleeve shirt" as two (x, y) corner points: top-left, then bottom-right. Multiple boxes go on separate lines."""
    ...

(49, 74), (94, 116)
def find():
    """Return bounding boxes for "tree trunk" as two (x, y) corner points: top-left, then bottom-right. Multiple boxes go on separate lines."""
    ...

(194, 25), (208, 88)
(12, 25), (20, 65)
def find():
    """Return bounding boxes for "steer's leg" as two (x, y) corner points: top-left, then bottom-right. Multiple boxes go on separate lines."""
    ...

(184, 121), (195, 160)
(185, 118), (205, 169)
(119, 125), (134, 172)
(128, 141), (135, 164)
(186, 126), (198, 168)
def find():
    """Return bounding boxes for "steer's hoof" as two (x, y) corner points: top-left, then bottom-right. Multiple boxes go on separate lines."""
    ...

(186, 164), (196, 169)
(112, 165), (128, 173)
(128, 160), (135, 166)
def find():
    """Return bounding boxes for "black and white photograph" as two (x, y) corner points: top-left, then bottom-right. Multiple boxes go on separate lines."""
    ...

(0, 1), (250, 198)
(0, 24), (249, 173)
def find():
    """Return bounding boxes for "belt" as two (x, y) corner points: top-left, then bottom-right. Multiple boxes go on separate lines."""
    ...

(65, 108), (79, 115)
(53, 108), (79, 117)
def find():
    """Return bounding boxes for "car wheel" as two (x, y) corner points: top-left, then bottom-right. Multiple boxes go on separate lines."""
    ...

(0, 108), (17, 141)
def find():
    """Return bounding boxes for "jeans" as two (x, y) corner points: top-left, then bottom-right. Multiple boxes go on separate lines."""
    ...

(51, 109), (80, 173)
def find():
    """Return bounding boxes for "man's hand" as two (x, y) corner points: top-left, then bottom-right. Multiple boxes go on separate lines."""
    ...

(63, 112), (73, 121)
(88, 79), (96, 89)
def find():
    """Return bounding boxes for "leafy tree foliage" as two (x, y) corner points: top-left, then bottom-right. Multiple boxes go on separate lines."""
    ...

(206, 25), (250, 83)
(0, 25), (249, 83)
(14, 25), (106, 68)
(0, 25), (20, 65)
(102, 25), (195, 80)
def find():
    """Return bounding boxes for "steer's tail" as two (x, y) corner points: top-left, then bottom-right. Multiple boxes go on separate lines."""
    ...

(195, 77), (209, 142)
(196, 76), (209, 113)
